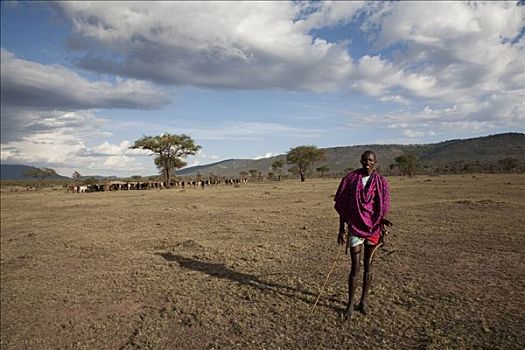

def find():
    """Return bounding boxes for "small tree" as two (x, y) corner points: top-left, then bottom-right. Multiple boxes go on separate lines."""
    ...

(130, 133), (200, 188)
(272, 159), (285, 181)
(153, 156), (187, 186)
(498, 157), (519, 172)
(71, 170), (82, 186)
(239, 171), (248, 180)
(267, 172), (275, 181)
(395, 154), (418, 177)
(287, 165), (300, 176)
(248, 169), (258, 181)
(286, 145), (326, 182)
(24, 167), (57, 189)
(316, 165), (330, 179)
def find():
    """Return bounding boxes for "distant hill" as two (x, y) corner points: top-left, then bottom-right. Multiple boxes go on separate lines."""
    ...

(176, 132), (525, 177)
(2, 133), (523, 180)
(79, 175), (118, 180)
(0, 164), (69, 180)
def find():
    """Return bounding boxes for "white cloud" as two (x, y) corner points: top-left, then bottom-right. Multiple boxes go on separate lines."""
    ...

(1, 1), (523, 175)
(348, 1), (524, 139)
(0, 49), (171, 176)
(356, 90), (525, 143)
(185, 149), (222, 168)
(254, 152), (279, 160)
(363, 2), (524, 101)
(0, 49), (171, 147)
(295, 1), (364, 30)
(0, 109), (154, 177)
(51, 1), (524, 135)
(0, 49), (169, 111)
(54, 1), (356, 92)
(379, 95), (411, 105)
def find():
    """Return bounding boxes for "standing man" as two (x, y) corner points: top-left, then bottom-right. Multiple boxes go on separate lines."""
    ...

(334, 150), (391, 320)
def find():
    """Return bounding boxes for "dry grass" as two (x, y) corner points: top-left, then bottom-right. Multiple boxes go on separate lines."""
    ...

(1, 174), (524, 349)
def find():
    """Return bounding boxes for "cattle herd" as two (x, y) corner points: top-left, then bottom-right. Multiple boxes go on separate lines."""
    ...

(67, 178), (248, 193)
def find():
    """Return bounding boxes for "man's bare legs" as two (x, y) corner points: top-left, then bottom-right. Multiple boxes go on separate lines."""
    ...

(356, 244), (378, 315)
(342, 243), (379, 320)
(342, 244), (362, 320)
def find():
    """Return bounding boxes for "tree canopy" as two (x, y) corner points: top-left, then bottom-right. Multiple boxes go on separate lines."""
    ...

(316, 165), (330, 179)
(248, 169), (258, 181)
(286, 145), (325, 182)
(394, 154), (419, 177)
(271, 159), (285, 181)
(130, 133), (200, 188)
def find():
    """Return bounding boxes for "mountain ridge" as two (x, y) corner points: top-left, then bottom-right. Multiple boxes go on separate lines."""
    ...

(176, 132), (525, 176)
(1, 133), (523, 179)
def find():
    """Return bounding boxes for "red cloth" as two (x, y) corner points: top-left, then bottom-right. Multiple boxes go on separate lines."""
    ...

(334, 169), (390, 241)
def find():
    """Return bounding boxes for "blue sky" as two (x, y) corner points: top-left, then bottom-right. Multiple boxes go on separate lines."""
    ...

(1, 1), (524, 177)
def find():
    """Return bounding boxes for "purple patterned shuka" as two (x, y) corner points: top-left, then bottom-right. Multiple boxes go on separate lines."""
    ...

(334, 169), (390, 240)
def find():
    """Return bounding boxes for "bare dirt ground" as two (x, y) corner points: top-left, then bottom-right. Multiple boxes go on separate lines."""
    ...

(1, 174), (524, 349)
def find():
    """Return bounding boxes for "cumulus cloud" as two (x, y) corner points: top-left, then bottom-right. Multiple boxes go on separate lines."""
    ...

(254, 152), (280, 160)
(356, 90), (525, 143)
(362, 2), (524, 101)
(0, 123), (151, 177)
(0, 107), (156, 177)
(0, 49), (171, 175)
(0, 49), (169, 111)
(185, 149), (222, 167)
(52, 2), (524, 135)
(0, 107), (111, 142)
(0, 49), (170, 146)
(1, 1), (523, 175)
(351, 1), (524, 139)
(295, 1), (363, 30)
(53, 1), (355, 92)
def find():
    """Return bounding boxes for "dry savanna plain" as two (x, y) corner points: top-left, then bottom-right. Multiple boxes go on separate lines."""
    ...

(1, 174), (524, 349)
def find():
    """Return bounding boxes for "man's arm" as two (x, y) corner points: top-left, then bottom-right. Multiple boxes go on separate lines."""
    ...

(337, 215), (346, 244)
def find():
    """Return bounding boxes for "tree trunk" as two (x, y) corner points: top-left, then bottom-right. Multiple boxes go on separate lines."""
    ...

(164, 167), (171, 189)
(300, 172), (305, 182)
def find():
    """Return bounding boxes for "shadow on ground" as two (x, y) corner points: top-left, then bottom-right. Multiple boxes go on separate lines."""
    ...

(156, 252), (344, 312)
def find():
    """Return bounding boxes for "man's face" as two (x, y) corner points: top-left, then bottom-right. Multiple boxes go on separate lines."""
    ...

(360, 153), (376, 175)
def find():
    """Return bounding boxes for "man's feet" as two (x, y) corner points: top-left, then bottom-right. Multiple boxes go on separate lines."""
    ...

(355, 303), (369, 315)
(339, 306), (353, 321)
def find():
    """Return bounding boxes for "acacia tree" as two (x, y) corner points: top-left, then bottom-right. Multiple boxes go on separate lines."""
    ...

(130, 133), (200, 188)
(248, 169), (258, 181)
(71, 170), (82, 186)
(316, 165), (330, 179)
(272, 159), (285, 181)
(286, 145), (326, 182)
(395, 154), (418, 177)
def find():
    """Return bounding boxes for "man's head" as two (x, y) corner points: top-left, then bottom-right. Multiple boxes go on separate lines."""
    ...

(360, 151), (377, 175)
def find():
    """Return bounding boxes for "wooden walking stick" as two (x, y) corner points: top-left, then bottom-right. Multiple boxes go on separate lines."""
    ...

(310, 243), (344, 315)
